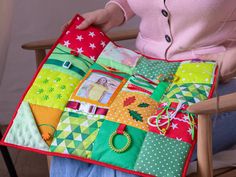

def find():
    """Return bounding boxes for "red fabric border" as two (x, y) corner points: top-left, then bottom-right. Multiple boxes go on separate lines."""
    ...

(0, 13), (219, 177)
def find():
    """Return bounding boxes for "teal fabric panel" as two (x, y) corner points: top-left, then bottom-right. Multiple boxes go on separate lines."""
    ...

(91, 120), (146, 170)
(150, 82), (170, 102)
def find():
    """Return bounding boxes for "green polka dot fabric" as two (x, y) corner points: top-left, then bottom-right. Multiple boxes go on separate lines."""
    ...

(135, 132), (190, 177)
(1, 14), (218, 177)
(134, 57), (180, 82)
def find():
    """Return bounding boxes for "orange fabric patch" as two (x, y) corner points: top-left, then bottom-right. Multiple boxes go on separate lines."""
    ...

(29, 103), (63, 146)
(106, 91), (159, 131)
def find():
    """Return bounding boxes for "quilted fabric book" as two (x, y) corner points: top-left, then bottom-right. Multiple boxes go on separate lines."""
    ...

(1, 14), (218, 177)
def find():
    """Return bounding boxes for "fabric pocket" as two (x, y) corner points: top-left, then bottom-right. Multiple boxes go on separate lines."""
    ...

(134, 132), (191, 177)
(50, 111), (105, 158)
(174, 60), (216, 84)
(96, 42), (141, 75)
(134, 57), (180, 82)
(91, 120), (146, 170)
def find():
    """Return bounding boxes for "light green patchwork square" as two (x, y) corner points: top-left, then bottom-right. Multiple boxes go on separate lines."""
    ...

(24, 68), (80, 110)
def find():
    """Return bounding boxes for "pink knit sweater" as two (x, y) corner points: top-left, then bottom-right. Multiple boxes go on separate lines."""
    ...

(107, 0), (236, 60)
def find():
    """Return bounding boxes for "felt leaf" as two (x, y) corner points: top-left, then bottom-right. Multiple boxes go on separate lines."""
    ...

(123, 96), (136, 107)
(138, 103), (150, 108)
(128, 109), (143, 122)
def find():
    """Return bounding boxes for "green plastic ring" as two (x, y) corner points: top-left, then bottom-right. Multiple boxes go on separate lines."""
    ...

(109, 131), (131, 153)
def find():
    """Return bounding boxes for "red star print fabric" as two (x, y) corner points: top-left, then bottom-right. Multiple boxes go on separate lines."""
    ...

(148, 102), (197, 144)
(59, 15), (110, 61)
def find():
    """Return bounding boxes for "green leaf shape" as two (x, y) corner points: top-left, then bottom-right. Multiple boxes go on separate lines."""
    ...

(137, 103), (150, 108)
(128, 109), (143, 122)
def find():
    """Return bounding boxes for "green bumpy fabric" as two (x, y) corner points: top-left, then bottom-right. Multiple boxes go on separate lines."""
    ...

(134, 132), (190, 177)
(91, 120), (146, 170)
(134, 57), (180, 82)
(44, 44), (94, 79)
(161, 83), (211, 105)
(5, 102), (49, 151)
(24, 68), (79, 110)
(50, 112), (104, 158)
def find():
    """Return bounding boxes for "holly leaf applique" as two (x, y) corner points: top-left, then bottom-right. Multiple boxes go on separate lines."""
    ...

(138, 103), (150, 108)
(123, 96), (136, 107)
(128, 109), (143, 122)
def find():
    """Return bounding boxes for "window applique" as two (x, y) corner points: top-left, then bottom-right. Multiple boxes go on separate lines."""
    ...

(4, 102), (49, 151)
(91, 120), (146, 170)
(59, 16), (110, 61)
(96, 42), (141, 74)
(106, 91), (159, 131)
(50, 111), (104, 158)
(69, 70), (127, 115)
(122, 75), (157, 96)
(161, 83), (211, 105)
(43, 44), (94, 80)
(148, 102), (197, 144)
(24, 68), (80, 110)
(134, 132), (191, 177)
(134, 57), (180, 82)
(174, 60), (217, 84)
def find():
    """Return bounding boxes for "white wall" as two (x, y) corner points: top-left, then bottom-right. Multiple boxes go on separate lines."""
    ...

(0, 0), (139, 124)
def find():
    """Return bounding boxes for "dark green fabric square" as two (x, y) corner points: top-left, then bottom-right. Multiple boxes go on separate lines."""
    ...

(91, 120), (146, 170)
(134, 57), (180, 81)
(134, 132), (190, 177)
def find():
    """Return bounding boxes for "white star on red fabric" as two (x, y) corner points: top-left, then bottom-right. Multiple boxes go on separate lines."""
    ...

(100, 41), (106, 47)
(90, 56), (95, 60)
(66, 31), (70, 35)
(89, 43), (96, 49)
(183, 115), (189, 121)
(76, 35), (83, 41)
(63, 40), (71, 47)
(176, 137), (182, 141)
(171, 123), (178, 130)
(187, 128), (192, 135)
(89, 31), (95, 37)
(77, 47), (84, 54)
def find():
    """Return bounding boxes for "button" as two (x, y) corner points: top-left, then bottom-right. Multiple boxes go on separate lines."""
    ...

(161, 9), (168, 17)
(165, 35), (171, 43)
(62, 60), (72, 69)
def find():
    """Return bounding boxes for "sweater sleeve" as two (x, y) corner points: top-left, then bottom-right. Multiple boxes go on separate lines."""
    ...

(106, 0), (135, 21)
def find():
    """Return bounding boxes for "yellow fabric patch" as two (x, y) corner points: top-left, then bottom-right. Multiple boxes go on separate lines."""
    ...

(174, 61), (216, 84)
(106, 91), (159, 131)
(24, 68), (80, 110)
(29, 103), (63, 146)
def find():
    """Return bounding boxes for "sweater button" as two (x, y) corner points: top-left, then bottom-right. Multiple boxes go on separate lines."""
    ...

(161, 9), (168, 17)
(165, 35), (171, 43)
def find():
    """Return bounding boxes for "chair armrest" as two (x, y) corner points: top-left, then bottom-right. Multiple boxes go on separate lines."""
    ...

(21, 29), (139, 50)
(188, 92), (236, 114)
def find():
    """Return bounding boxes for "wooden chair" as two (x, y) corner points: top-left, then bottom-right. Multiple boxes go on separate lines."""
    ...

(22, 29), (236, 177)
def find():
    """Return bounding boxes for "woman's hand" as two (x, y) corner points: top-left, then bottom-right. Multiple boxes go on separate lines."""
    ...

(198, 48), (236, 83)
(64, 3), (125, 32)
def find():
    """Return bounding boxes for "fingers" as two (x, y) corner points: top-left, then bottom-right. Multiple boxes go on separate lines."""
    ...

(77, 13), (98, 30)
